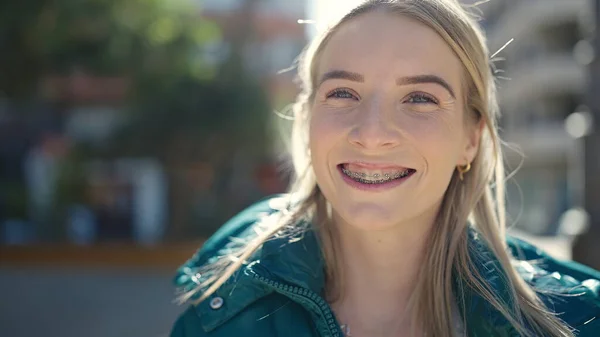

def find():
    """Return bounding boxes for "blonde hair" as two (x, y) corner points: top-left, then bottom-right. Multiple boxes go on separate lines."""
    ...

(181, 1), (574, 336)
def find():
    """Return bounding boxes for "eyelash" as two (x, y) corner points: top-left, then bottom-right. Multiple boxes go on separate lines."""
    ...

(325, 89), (438, 105)
(406, 92), (439, 105)
(326, 88), (358, 100)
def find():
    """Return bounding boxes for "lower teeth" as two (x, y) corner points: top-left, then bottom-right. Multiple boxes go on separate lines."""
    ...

(342, 168), (411, 184)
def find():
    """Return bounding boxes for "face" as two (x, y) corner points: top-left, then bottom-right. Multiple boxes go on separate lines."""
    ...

(309, 12), (481, 231)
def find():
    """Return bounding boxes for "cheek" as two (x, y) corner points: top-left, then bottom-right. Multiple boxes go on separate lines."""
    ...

(309, 113), (347, 155)
(308, 115), (331, 174)
(400, 114), (464, 164)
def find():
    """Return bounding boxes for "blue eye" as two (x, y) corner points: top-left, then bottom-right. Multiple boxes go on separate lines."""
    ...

(406, 93), (438, 104)
(326, 89), (358, 100)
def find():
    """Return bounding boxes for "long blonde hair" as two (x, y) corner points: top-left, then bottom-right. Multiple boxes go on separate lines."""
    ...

(181, 1), (574, 336)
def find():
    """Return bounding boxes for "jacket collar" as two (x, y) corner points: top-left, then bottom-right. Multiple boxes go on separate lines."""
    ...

(255, 225), (520, 335)
(258, 226), (326, 294)
(189, 206), (519, 336)
(458, 229), (519, 335)
(183, 195), (599, 335)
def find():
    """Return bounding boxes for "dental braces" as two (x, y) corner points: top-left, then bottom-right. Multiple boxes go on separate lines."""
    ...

(341, 167), (411, 182)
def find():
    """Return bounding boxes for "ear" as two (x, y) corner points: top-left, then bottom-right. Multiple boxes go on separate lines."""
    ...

(460, 118), (484, 165)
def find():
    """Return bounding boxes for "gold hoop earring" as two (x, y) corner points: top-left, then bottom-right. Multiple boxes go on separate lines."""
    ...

(457, 163), (471, 181)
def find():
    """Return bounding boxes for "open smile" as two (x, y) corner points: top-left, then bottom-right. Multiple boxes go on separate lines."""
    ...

(337, 162), (417, 191)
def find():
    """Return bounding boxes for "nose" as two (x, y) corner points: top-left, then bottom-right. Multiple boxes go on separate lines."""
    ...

(347, 100), (401, 150)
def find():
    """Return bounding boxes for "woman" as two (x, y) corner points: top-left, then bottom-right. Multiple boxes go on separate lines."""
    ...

(170, 0), (600, 336)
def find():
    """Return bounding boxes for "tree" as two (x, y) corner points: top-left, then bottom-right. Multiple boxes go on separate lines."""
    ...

(108, 0), (273, 239)
(0, 0), (221, 100)
(1, 0), (273, 241)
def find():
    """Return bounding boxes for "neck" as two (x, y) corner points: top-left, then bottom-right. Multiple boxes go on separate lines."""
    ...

(328, 209), (438, 336)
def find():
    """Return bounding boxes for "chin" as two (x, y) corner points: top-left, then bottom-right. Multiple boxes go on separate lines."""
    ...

(334, 201), (405, 231)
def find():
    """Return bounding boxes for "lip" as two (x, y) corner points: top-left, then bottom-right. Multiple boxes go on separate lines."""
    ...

(340, 160), (413, 171)
(336, 164), (416, 192)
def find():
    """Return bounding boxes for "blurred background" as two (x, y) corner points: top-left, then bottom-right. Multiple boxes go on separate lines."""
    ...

(1, 0), (600, 336)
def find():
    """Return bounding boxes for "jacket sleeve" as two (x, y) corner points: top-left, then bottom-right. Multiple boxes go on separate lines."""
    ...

(507, 235), (600, 334)
(507, 235), (600, 282)
(170, 313), (186, 337)
(170, 306), (208, 337)
(576, 316), (600, 337)
(170, 195), (285, 336)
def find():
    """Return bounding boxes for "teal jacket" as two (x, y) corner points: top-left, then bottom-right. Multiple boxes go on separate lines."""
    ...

(170, 196), (600, 336)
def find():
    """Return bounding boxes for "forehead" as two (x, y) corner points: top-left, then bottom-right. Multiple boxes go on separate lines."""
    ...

(317, 12), (463, 86)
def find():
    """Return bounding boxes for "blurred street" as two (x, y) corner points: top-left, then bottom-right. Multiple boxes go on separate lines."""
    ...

(508, 229), (573, 261)
(0, 231), (573, 337)
(0, 267), (183, 337)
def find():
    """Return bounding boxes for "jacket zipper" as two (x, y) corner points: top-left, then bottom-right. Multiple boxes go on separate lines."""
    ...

(248, 264), (343, 337)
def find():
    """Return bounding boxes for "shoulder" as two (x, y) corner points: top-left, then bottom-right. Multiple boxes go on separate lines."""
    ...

(170, 293), (316, 337)
(170, 194), (300, 337)
(173, 194), (289, 291)
(507, 236), (600, 334)
(192, 194), (289, 258)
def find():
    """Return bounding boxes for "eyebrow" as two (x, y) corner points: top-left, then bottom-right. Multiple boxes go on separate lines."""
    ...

(397, 74), (456, 99)
(318, 70), (456, 99)
(318, 70), (364, 86)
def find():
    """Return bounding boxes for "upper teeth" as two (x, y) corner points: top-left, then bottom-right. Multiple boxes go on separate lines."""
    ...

(342, 167), (410, 181)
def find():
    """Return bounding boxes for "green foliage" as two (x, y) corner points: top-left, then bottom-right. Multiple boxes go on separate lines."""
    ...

(0, 0), (270, 160)
(1, 0), (273, 241)
(0, 0), (222, 98)
(113, 67), (271, 162)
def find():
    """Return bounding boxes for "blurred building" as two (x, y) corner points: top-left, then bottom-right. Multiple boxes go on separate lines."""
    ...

(479, 0), (591, 234)
(198, 0), (306, 108)
(32, 73), (169, 245)
(189, 0), (305, 218)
